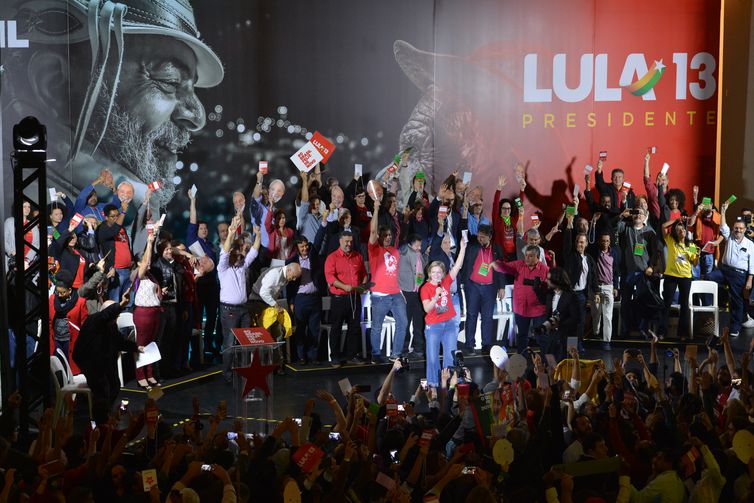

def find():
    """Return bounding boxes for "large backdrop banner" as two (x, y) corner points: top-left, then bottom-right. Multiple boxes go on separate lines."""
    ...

(0, 0), (720, 232)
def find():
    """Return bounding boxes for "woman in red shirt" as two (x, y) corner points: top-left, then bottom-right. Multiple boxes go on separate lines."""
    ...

(492, 176), (522, 262)
(53, 221), (87, 288)
(421, 237), (467, 388)
(268, 209), (295, 261)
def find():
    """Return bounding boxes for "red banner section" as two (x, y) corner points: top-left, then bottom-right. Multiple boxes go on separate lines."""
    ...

(425, 0), (720, 217)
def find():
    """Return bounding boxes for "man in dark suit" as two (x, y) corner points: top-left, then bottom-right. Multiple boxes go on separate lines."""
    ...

(563, 214), (600, 352)
(73, 290), (143, 424)
(459, 224), (506, 354)
(286, 226), (327, 364)
(539, 268), (580, 360)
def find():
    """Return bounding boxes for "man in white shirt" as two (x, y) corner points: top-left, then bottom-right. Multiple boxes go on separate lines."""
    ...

(562, 414), (593, 464)
(248, 263), (302, 373)
(708, 201), (754, 336)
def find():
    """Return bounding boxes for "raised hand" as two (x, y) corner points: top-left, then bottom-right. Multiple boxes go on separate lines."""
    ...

(498, 175), (507, 191)
(316, 389), (336, 403)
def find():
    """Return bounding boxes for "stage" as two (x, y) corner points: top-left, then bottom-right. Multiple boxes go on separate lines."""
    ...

(114, 324), (754, 432)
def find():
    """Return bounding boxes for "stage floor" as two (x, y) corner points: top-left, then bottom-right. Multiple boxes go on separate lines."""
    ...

(115, 324), (754, 432)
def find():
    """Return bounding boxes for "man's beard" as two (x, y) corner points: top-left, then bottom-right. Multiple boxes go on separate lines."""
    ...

(94, 90), (190, 208)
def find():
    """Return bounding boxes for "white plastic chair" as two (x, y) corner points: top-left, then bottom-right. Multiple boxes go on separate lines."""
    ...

(688, 280), (719, 337)
(116, 313), (137, 386)
(51, 350), (93, 424)
(457, 288), (483, 350)
(496, 284), (516, 346)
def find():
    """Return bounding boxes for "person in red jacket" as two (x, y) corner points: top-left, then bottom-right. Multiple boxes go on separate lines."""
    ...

(268, 209), (295, 261)
(492, 175), (524, 263)
(48, 270), (88, 374)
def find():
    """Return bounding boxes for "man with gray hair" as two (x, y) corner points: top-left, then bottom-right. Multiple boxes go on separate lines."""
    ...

(115, 180), (139, 234)
(248, 263), (302, 374)
(517, 227), (547, 262)
(1, 0), (223, 209)
(497, 244), (549, 354)
(617, 207), (657, 336)
(250, 170), (287, 249)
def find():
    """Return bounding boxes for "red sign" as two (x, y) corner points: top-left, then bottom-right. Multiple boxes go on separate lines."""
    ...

(310, 131), (336, 163)
(292, 443), (325, 473)
(419, 429), (437, 448)
(231, 327), (275, 346)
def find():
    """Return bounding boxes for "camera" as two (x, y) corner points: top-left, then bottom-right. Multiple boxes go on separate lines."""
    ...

(522, 276), (542, 288)
(630, 209), (641, 216)
(452, 351), (467, 384)
(533, 311), (560, 335)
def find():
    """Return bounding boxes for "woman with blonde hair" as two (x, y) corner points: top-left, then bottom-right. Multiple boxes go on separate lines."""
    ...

(421, 238), (467, 388)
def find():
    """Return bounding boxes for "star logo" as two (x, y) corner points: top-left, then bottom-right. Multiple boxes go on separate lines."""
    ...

(624, 58), (666, 96)
(233, 348), (279, 398)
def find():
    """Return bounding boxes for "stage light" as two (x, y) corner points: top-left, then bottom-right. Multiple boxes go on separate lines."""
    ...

(13, 116), (47, 151)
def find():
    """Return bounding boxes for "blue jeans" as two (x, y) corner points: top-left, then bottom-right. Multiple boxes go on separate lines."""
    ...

(108, 267), (132, 304)
(426, 319), (457, 387)
(515, 313), (547, 354)
(370, 293), (408, 358)
(464, 282), (497, 351)
(707, 266), (747, 333)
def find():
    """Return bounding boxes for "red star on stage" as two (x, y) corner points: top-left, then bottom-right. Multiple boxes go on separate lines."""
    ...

(233, 348), (279, 398)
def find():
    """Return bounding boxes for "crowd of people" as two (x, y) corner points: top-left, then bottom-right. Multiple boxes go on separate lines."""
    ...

(3, 332), (754, 502)
(2, 148), (754, 501)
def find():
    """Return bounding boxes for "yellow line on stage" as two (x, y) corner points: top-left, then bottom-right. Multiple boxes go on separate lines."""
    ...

(120, 370), (222, 392)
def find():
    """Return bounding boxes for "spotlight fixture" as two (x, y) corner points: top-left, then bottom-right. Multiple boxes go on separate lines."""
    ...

(13, 116), (47, 151)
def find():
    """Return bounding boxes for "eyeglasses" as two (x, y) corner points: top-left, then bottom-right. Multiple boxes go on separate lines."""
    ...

(501, 206), (512, 211)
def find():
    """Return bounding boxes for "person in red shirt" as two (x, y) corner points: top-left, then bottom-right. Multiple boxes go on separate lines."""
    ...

(368, 198), (409, 364)
(324, 230), (368, 367)
(459, 224), (506, 355)
(497, 245), (549, 354)
(97, 203), (133, 302)
(421, 238), (467, 387)
(53, 220), (88, 289)
(492, 175), (523, 262)
(48, 270), (89, 374)
(268, 209), (295, 261)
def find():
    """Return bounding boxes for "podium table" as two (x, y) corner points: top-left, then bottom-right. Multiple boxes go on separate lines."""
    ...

(229, 328), (284, 435)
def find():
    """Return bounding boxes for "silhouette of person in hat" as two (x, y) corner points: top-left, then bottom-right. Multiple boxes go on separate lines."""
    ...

(2, 0), (223, 209)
